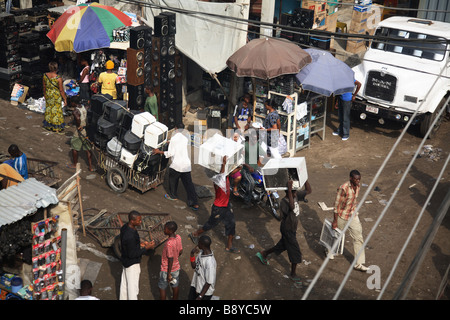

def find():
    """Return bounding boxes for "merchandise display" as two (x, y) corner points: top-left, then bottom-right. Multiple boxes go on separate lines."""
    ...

(31, 216), (64, 300)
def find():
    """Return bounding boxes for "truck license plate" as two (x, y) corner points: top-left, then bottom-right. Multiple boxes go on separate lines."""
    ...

(366, 106), (379, 114)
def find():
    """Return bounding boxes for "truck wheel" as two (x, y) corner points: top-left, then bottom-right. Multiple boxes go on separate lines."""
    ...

(106, 167), (128, 193)
(420, 97), (447, 139)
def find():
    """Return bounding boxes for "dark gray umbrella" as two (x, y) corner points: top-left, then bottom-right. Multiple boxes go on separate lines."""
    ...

(226, 37), (312, 80)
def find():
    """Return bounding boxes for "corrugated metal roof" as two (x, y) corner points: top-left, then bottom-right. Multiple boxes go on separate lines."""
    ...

(0, 178), (59, 228)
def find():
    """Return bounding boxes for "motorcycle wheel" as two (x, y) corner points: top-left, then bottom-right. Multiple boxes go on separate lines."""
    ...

(266, 194), (282, 221)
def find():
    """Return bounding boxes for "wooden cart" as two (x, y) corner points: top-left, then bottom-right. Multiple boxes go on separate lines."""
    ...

(83, 209), (172, 257)
(94, 146), (166, 194)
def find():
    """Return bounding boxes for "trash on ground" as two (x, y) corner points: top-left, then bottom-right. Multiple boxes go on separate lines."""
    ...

(318, 202), (334, 211)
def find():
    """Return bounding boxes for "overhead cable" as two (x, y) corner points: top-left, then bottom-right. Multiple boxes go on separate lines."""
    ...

(302, 56), (449, 300)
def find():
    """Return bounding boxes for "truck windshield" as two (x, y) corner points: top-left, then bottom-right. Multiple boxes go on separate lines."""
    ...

(371, 27), (447, 61)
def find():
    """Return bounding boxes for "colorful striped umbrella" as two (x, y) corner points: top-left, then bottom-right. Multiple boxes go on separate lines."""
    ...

(47, 3), (132, 53)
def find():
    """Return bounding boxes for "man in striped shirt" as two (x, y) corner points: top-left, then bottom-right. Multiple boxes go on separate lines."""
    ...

(332, 170), (369, 272)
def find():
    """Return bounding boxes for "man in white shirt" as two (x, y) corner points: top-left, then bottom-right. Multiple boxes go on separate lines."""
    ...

(153, 123), (199, 210)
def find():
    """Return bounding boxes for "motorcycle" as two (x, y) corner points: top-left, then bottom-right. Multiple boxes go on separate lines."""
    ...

(231, 167), (282, 220)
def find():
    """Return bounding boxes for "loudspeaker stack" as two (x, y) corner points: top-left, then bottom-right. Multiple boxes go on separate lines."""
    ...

(128, 25), (152, 110)
(280, 8), (315, 47)
(0, 13), (22, 99)
(153, 11), (180, 130)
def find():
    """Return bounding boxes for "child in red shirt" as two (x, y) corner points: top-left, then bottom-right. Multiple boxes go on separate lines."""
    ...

(159, 221), (183, 300)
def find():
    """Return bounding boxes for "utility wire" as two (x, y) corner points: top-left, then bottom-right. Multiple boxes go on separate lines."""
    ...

(125, 1), (450, 297)
(308, 0), (450, 14)
(119, 0), (450, 40)
(331, 67), (449, 300)
(113, 0), (449, 299)
(393, 186), (450, 299)
(302, 53), (449, 300)
(377, 150), (450, 299)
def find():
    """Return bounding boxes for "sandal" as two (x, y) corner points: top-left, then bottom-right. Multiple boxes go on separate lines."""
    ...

(289, 276), (302, 286)
(225, 247), (240, 254)
(66, 163), (76, 169)
(255, 252), (269, 265)
(233, 190), (239, 197)
(188, 233), (198, 245)
(190, 205), (199, 211)
(164, 194), (177, 201)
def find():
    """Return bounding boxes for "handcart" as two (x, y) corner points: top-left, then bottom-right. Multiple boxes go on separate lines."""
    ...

(93, 146), (166, 194)
(83, 209), (173, 258)
(27, 157), (61, 187)
(0, 154), (61, 187)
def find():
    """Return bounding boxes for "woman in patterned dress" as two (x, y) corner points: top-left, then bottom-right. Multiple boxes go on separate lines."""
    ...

(43, 61), (67, 132)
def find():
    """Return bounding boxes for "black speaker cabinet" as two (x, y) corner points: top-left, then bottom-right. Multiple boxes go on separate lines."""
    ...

(154, 14), (169, 37)
(151, 62), (160, 89)
(293, 8), (314, 29)
(174, 53), (182, 83)
(161, 12), (176, 35)
(159, 36), (169, 59)
(309, 34), (331, 51)
(280, 13), (294, 41)
(130, 25), (153, 50)
(127, 48), (145, 86)
(128, 84), (145, 110)
(144, 49), (152, 87)
(160, 56), (175, 87)
(151, 36), (161, 63)
(167, 35), (176, 56)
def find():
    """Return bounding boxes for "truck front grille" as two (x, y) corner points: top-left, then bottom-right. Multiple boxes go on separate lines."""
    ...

(364, 71), (397, 103)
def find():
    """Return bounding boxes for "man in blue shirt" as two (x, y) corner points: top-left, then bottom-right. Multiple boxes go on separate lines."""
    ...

(4, 144), (28, 179)
(333, 80), (361, 141)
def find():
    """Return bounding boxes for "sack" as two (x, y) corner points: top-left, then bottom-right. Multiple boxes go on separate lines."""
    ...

(90, 82), (99, 94)
(89, 72), (98, 82)
(277, 134), (287, 155)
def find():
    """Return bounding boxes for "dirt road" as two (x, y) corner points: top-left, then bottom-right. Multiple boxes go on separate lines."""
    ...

(0, 99), (448, 301)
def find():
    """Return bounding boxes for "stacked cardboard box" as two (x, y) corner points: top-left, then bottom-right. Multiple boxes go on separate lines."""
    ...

(346, 4), (383, 54)
(301, 0), (327, 29)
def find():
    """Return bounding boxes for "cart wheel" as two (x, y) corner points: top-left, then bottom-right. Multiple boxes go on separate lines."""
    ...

(106, 167), (128, 193)
(113, 235), (121, 259)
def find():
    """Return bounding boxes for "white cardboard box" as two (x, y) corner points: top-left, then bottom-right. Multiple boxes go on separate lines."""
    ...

(198, 133), (244, 175)
(261, 157), (308, 191)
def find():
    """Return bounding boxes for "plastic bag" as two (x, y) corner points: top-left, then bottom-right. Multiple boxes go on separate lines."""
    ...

(210, 172), (228, 193)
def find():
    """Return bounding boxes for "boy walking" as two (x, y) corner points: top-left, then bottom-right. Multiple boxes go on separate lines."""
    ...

(188, 235), (217, 300)
(67, 96), (94, 171)
(256, 180), (312, 285)
(159, 221), (183, 300)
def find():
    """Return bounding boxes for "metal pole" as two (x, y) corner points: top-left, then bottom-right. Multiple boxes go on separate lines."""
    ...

(61, 228), (67, 300)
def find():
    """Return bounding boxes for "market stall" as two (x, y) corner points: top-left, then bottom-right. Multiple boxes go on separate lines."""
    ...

(0, 178), (60, 300)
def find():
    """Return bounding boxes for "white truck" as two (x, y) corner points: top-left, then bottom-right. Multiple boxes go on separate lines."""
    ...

(352, 16), (450, 138)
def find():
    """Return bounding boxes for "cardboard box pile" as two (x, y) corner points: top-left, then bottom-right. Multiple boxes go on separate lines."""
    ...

(346, 4), (384, 54)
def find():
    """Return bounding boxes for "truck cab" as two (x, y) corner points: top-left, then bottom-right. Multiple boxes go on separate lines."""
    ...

(352, 16), (450, 137)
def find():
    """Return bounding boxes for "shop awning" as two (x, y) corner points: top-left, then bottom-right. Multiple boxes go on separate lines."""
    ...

(0, 178), (59, 228)
(143, 0), (249, 74)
